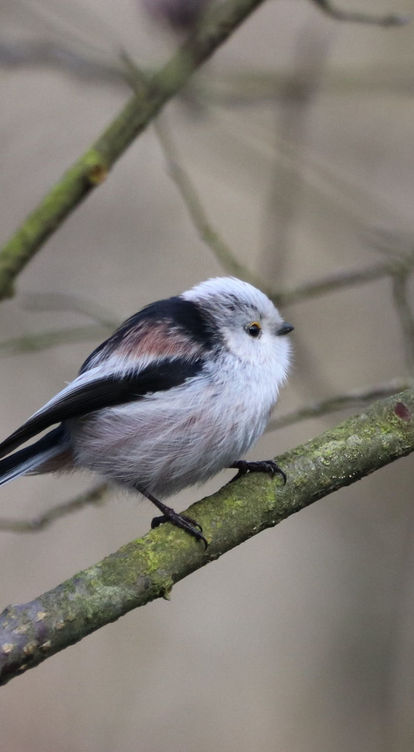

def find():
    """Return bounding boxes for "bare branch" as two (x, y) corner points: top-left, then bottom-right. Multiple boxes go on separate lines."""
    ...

(0, 484), (108, 533)
(0, 39), (125, 85)
(0, 325), (112, 358)
(277, 256), (414, 307)
(365, 227), (414, 261)
(0, 0), (408, 302)
(201, 67), (414, 105)
(154, 119), (412, 312)
(20, 292), (117, 327)
(142, 123), (414, 313)
(0, 0), (273, 300)
(392, 274), (414, 374)
(310, 0), (409, 26)
(155, 118), (265, 286)
(0, 387), (413, 685)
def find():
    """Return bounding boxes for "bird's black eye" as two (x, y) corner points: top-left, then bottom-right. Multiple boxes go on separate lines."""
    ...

(246, 321), (262, 338)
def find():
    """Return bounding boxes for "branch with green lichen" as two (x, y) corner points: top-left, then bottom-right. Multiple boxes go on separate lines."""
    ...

(0, 0), (272, 301)
(2, 380), (411, 534)
(0, 0), (408, 301)
(0, 387), (413, 686)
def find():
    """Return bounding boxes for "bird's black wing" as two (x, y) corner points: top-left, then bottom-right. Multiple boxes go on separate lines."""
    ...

(0, 357), (204, 460)
(80, 296), (217, 372)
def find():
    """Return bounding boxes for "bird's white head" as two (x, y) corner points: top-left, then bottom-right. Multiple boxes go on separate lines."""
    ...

(183, 277), (293, 384)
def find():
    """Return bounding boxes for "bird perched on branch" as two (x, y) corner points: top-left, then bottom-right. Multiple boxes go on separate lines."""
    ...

(0, 277), (293, 547)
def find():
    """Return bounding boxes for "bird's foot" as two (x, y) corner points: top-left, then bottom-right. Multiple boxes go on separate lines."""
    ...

(136, 485), (207, 548)
(151, 507), (207, 549)
(229, 459), (287, 485)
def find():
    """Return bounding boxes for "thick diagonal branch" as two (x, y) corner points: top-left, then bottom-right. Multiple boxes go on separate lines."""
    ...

(0, 388), (413, 686)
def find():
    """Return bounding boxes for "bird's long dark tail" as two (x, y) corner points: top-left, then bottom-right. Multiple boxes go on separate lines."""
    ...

(0, 425), (71, 487)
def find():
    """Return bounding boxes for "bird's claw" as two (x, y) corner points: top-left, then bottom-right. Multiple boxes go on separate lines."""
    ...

(229, 459), (287, 485)
(151, 511), (208, 549)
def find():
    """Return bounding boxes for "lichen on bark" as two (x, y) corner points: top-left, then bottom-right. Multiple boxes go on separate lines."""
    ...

(0, 387), (413, 686)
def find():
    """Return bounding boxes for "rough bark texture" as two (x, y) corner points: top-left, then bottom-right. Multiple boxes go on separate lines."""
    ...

(0, 388), (413, 686)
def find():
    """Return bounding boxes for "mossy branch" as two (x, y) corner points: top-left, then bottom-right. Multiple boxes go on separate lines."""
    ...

(0, 388), (413, 686)
(0, 0), (269, 300)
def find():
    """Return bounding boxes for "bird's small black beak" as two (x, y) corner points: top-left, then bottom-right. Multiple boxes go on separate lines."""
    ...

(277, 322), (294, 336)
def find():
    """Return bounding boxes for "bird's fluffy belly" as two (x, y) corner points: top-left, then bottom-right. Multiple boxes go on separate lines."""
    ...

(68, 383), (270, 497)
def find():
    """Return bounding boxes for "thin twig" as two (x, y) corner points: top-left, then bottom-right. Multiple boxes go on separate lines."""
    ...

(0, 483), (108, 533)
(0, 0), (272, 300)
(277, 257), (414, 307)
(213, 105), (411, 232)
(121, 50), (261, 285)
(201, 66), (414, 105)
(365, 227), (414, 261)
(155, 118), (393, 307)
(153, 117), (414, 311)
(154, 118), (265, 286)
(260, 26), (331, 284)
(268, 378), (414, 431)
(391, 274), (414, 374)
(0, 39), (125, 85)
(20, 291), (118, 327)
(310, 0), (409, 26)
(0, 325), (112, 358)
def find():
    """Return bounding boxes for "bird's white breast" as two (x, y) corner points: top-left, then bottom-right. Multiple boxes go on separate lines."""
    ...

(69, 345), (286, 498)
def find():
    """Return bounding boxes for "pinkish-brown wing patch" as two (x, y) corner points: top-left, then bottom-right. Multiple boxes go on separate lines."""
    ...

(115, 321), (202, 361)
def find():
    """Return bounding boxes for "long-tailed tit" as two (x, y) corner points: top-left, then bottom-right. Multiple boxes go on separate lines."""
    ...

(0, 277), (293, 546)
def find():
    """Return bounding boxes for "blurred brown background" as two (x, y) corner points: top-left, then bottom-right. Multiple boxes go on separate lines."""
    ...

(1, 1), (414, 750)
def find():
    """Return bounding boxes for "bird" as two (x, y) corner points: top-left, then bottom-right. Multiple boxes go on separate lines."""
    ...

(0, 277), (293, 546)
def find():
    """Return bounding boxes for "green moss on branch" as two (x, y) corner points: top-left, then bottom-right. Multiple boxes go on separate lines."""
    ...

(0, 0), (268, 300)
(0, 387), (413, 685)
